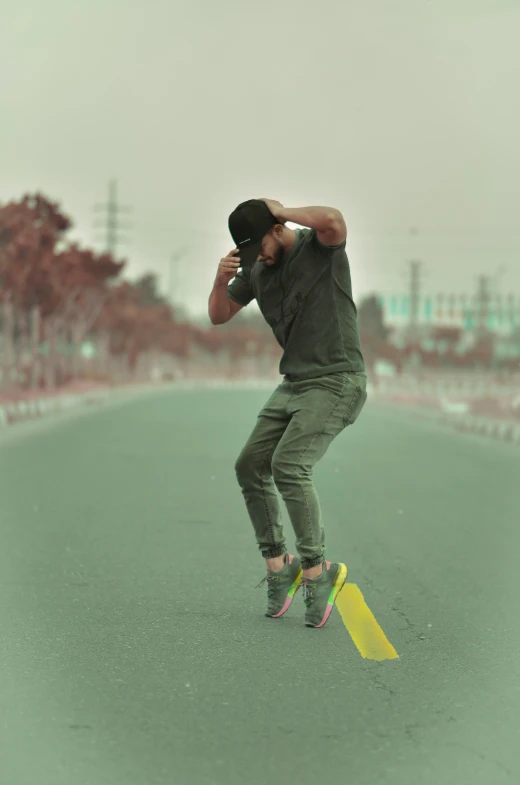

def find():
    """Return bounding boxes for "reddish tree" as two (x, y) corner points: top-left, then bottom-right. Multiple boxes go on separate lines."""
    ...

(49, 246), (124, 378)
(96, 282), (181, 372)
(0, 194), (71, 306)
(0, 194), (127, 387)
(0, 194), (73, 388)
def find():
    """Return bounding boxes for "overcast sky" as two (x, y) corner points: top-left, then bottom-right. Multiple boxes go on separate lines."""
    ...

(1, 0), (519, 319)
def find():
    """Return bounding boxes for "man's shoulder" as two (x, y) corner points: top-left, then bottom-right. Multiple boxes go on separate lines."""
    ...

(296, 227), (317, 251)
(297, 227), (347, 257)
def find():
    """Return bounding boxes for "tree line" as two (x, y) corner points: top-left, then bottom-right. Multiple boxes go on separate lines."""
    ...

(0, 192), (282, 392)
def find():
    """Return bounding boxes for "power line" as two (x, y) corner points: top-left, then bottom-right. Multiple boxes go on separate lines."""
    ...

(92, 179), (133, 257)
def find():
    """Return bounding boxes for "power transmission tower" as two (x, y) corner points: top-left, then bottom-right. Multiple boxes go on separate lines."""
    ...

(92, 179), (133, 257)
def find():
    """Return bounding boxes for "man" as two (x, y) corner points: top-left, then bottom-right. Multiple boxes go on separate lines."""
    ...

(208, 198), (367, 628)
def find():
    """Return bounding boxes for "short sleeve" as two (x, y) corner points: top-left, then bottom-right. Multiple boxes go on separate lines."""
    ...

(309, 228), (347, 256)
(227, 269), (254, 307)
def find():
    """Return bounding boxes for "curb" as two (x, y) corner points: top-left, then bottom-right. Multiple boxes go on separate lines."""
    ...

(0, 391), (108, 428)
(0, 378), (280, 430)
(0, 385), (159, 430)
(4, 380), (519, 447)
(373, 394), (520, 447)
(444, 414), (520, 445)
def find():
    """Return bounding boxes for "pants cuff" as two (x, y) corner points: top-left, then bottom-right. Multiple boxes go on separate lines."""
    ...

(300, 556), (324, 570)
(261, 546), (286, 559)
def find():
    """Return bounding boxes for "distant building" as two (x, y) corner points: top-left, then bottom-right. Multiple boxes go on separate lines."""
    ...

(377, 293), (520, 335)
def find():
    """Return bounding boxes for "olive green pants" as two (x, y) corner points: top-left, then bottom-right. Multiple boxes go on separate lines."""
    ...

(234, 371), (367, 569)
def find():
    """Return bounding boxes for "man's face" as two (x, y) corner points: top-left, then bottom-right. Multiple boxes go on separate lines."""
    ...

(256, 228), (284, 266)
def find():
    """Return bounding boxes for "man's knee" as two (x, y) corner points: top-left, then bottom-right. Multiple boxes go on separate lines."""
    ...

(234, 447), (270, 483)
(234, 449), (248, 481)
(272, 448), (314, 486)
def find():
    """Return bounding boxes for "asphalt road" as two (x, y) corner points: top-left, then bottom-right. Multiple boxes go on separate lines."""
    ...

(1, 386), (519, 785)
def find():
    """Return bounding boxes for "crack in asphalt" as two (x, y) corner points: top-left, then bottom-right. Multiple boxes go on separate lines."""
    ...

(391, 596), (426, 643)
(440, 742), (516, 779)
(372, 666), (397, 708)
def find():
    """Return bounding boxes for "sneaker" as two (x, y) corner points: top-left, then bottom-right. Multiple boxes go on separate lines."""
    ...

(301, 560), (347, 628)
(255, 553), (303, 618)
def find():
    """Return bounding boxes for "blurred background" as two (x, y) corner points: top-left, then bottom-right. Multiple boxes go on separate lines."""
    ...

(1, 0), (519, 423)
(1, 1), (519, 424)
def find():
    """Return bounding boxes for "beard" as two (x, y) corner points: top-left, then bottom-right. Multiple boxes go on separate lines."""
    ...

(262, 243), (284, 266)
(273, 244), (284, 264)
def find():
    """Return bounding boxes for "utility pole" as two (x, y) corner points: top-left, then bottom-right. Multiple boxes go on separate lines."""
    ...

(168, 247), (187, 305)
(92, 179), (133, 257)
(476, 274), (491, 338)
(400, 227), (425, 346)
(168, 254), (178, 304)
(408, 260), (421, 344)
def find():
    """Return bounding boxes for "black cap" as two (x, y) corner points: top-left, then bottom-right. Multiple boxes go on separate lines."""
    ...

(228, 199), (278, 270)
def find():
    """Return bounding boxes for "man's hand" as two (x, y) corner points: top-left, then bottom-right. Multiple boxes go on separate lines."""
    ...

(259, 198), (286, 222)
(259, 204), (346, 244)
(215, 248), (241, 285)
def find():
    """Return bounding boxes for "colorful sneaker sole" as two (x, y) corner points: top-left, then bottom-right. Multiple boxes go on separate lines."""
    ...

(267, 566), (303, 618)
(306, 562), (348, 628)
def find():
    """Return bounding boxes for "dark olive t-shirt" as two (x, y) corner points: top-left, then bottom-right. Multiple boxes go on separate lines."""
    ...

(227, 227), (365, 381)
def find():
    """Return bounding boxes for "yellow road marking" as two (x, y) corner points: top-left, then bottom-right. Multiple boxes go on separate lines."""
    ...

(336, 583), (399, 661)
